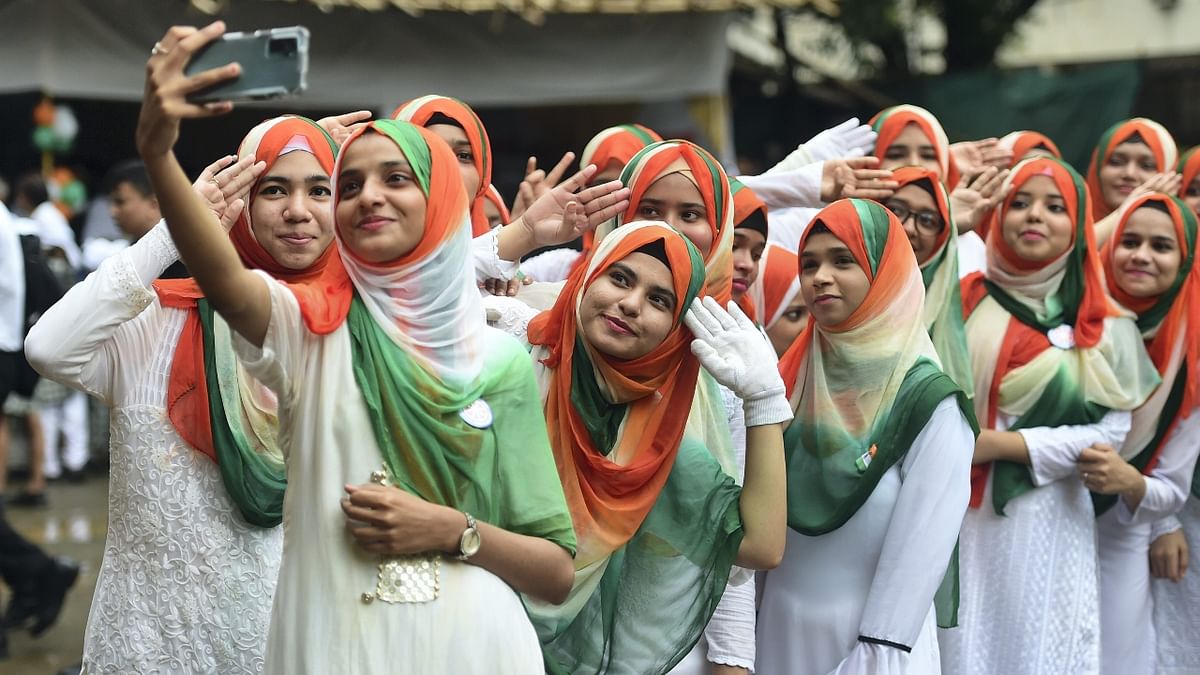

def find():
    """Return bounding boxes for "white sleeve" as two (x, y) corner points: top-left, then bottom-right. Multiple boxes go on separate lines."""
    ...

(737, 163), (824, 212)
(855, 396), (972, 652)
(1021, 410), (1132, 486)
(23, 221), (178, 402)
(520, 248), (582, 283)
(702, 385), (756, 669)
(230, 270), (310, 402)
(765, 207), (820, 257)
(704, 575), (757, 670)
(1118, 412), (1200, 526)
(1152, 513), (1184, 539)
(472, 228), (521, 283)
(827, 643), (911, 675)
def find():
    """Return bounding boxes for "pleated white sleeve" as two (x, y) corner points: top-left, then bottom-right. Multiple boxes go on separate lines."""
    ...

(472, 227), (521, 282)
(1020, 410), (1132, 486)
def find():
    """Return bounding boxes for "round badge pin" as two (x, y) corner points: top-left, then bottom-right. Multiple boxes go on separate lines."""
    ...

(459, 399), (494, 429)
(1047, 324), (1075, 350)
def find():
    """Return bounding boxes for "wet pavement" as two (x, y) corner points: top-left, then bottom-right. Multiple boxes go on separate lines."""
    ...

(2, 476), (107, 675)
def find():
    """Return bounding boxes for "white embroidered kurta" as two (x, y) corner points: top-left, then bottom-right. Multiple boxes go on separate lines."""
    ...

(1098, 412), (1200, 675)
(24, 224), (282, 675)
(757, 396), (973, 675)
(940, 410), (1131, 675)
(234, 274), (544, 675)
(1153, 495), (1200, 674)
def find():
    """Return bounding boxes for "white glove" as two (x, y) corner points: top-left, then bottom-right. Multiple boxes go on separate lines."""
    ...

(684, 297), (793, 427)
(767, 118), (877, 175)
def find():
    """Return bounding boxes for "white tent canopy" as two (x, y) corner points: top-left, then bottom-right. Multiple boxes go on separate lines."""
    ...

(0, 0), (731, 109)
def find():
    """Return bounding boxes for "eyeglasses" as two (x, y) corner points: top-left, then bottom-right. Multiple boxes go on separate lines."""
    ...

(886, 201), (944, 235)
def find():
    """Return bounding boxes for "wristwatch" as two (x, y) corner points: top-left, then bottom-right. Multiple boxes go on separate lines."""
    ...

(456, 512), (481, 561)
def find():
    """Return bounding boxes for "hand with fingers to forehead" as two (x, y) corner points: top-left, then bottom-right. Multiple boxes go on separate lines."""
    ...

(950, 138), (1015, 177)
(513, 163), (631, 249)
(137, 21), (240, 160)
(949, 166), (1010, 234)
(820, 156), (899, 203)
(684, 297), (787, 406)
(511, 152), (576, 220)
(317, 110), (373, 147)
(192, 154), (266, 230)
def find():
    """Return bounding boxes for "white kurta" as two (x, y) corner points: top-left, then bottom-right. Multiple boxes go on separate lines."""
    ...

(233, 275), (544, 675)
(1098, 412), (1200, 675)
(1153, 496), (1200, 674)
(757, 396), (973, 675)
(940, 410), (1131, 675)
(24, 224), (282, 675)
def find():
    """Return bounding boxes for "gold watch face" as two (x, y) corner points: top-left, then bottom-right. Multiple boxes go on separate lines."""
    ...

(461, 528), (482, 557)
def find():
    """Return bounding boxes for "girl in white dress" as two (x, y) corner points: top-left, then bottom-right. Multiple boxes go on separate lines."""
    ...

(939, 157), (1159, 675)
(756, 198), (975, 675)
(1088, 193), (1200, 675)
(25, 113), (339, 673)
(135, 22), (629, 674)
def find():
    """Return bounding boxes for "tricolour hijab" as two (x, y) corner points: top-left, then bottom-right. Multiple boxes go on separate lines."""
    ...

(392, 95), (494, 237)
(484, 183), (510, 227)
(593, 139), (735, 305)
(526, 221), (742, 675)
(747, 243), (801, 331)
(962, 157), (1160, 513)
(891, 166), (973, 394)
(1085, 118), (1178, 221)
(577, 123), (663, 254)
(870, 104), (960, 189)
(1097, 193), (1200, 512)
(730, 177), (768, 322)
(1180, 146), (1200, 201)
(152, 115), (338, 527)
(777, 198), (971, 626)
(998, 130), (1062, 167)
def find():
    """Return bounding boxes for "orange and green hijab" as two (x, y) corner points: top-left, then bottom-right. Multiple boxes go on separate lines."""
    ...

(594, 139), (735, 306)
(526, 221), (742, 675)
(1180, 146), (1200, 206)
(870, 104), (960, 189)
(890, 166), (972, 394)
(392, 94), (495, 237)
(153, 115), (339, 527)
(730, 176), (768, 322)
(1085, 118), (1178, 221)
(962, 157), (1159, 514)
(746, 243), (801, 331)
(1098, 193), (1200, 511)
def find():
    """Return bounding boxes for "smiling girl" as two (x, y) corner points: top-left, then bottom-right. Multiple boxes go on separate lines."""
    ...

(941, 158), (1159, 675)
(757, 198), (975, 674)
(1089, 193), (1200, 674)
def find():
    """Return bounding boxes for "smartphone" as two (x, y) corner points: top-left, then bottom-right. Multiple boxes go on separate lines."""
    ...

(185, 26), (310, 103)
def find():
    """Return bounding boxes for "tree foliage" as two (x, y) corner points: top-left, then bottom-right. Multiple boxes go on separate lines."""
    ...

(826, 0), (1043, 77)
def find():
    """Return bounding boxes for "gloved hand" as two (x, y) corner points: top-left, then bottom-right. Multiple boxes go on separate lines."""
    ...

(685, 297), (793, 427)
(767, 118), (878, 175)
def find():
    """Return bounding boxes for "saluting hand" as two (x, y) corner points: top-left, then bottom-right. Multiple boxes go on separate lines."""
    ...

(192, 154), (266, 230)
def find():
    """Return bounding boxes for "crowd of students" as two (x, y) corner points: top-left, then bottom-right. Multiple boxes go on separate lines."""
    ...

(15, 19), (1200, 675)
